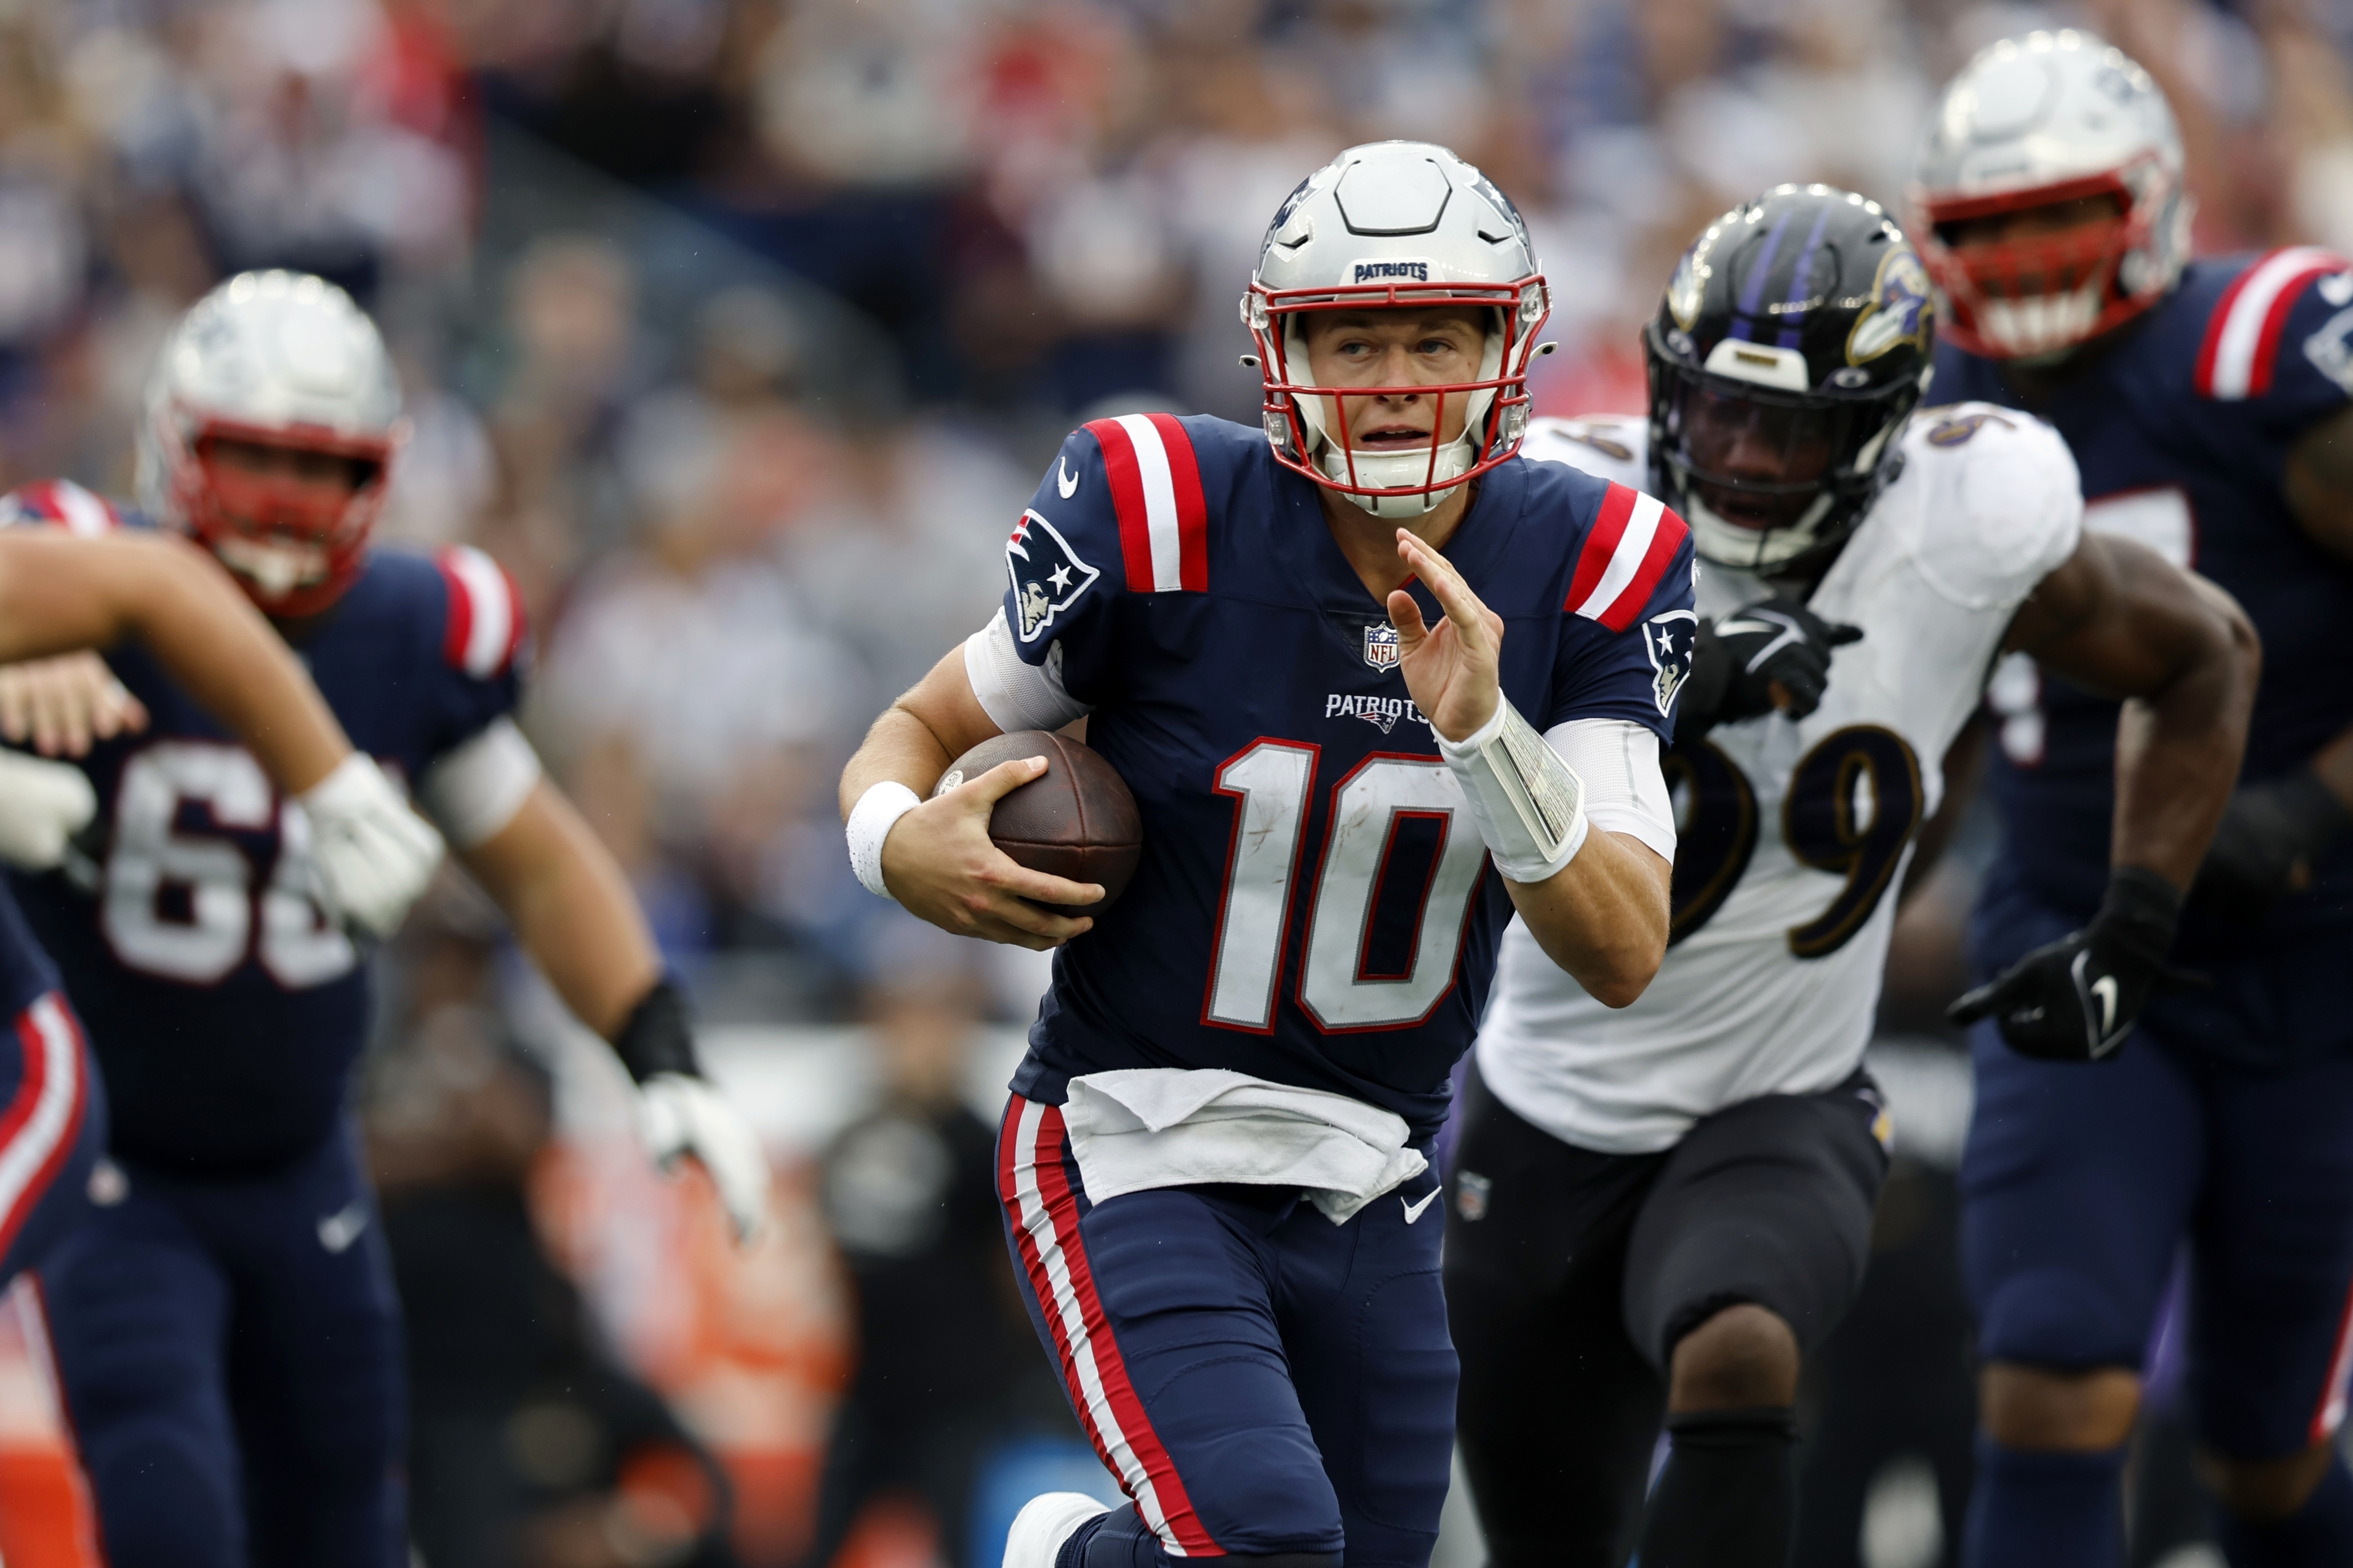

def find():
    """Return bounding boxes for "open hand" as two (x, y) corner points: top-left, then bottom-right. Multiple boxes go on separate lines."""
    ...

(0, 653), (148, 757)
(1388, 529), (1504, 744)
(881, 756), (1104, 949)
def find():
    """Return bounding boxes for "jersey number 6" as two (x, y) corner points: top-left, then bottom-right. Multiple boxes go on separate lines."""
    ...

(1664, 724), (1925, 956)
(102, 742), (360, 987)
(1203, 741), (1489, 1034)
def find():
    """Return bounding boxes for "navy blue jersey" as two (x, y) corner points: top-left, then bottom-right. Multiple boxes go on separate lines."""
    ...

(999, 413), (1696, 1137)
(1936, 251), (2353, 989)
(0, 884), (58, 1021)
(0, 484), (527, 1175)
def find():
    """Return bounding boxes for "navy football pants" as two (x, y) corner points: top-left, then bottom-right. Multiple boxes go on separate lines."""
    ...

(0, 991), (104, 1285)
(39, 1122), (405, 1568)
(1964, 1019), (2353, 1458)
(996, 1095), (1456, 1567)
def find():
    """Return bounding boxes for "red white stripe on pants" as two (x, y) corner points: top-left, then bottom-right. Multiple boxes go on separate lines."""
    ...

(0, 995), (86, 1263)
(997, 1096), (1218, 1556)
(2309, 1272), (2353, 1443)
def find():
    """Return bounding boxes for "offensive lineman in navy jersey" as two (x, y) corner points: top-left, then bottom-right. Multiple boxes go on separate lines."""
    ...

(0, 272), (770, 1568)
(840, 141), (1694, 1568)
(1915, 33), (2353, 1567)
(0, 524), (446, 1294)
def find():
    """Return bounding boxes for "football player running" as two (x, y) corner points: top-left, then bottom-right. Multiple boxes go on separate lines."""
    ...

(839, 141), (1694, 1568)
(0, 523), (443, 1293)
(1450, 184), (2254, 1568)
(0, 271), (769, 1568)
(1916, 32), (2353, 1568)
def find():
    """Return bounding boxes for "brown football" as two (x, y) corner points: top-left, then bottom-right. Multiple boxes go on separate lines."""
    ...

(935, 730), (1143, 917)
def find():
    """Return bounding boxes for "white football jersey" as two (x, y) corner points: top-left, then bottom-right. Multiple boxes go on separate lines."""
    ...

(1477, 407), (2084, 1154)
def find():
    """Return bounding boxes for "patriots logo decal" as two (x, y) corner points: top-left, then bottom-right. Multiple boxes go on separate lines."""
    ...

(1644, 609), (1698, 718)
(1007, 509), (1100, 643)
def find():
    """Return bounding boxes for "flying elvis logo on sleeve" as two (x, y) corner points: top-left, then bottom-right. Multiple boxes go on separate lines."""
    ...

(1007, 509), (1101, 642)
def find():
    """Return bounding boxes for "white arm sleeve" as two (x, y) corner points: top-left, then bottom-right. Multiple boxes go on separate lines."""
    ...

(962, 610), (1092, 734)
(417, 717), (544, 849)
(1545, 718), (1675, 863)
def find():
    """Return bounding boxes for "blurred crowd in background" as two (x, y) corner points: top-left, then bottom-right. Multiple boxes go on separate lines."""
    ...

(0, 0), (2344, 1564)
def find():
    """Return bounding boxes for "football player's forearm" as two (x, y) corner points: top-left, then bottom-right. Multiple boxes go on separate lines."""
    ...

(0, 532), (348, 791)
(2109, 608), (2258, 888)
(839, 649), (1005, 818)
(1506, 832), (1670, 1008)
(841, 706), (956, 817)
(464, 781), (661, 1039)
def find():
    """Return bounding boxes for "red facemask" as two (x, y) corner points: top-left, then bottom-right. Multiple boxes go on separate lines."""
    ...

(1913, 169), (2164, 360)
(165, 415), (395, 618)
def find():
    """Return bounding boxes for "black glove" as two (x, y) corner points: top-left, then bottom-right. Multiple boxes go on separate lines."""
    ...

(1680, 597), (1863, 738)
(611, 977), (704, 1084)
(1947, 867), (2184, 1062)
(2189, 768), (2352, 926)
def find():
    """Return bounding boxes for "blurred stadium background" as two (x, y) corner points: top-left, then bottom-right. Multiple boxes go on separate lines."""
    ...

(0, 0), (2344, 1564)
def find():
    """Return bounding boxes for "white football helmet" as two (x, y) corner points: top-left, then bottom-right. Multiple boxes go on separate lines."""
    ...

(138, 271), (406, 615)
(1909, 30), (2192, 360)
(1244, 141), (1550, 518)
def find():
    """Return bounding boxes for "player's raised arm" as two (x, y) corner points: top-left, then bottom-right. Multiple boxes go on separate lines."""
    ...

(0, 527), (442, 936)
(1950, 533), (2259, 1058)
(1389, 528), (1673, 1008)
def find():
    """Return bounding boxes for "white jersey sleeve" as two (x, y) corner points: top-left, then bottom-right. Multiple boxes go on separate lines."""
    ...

(1898, 404), (2084, 611)
(1474, 403), (2085, 1155)
(1518, 415), (1651, 492)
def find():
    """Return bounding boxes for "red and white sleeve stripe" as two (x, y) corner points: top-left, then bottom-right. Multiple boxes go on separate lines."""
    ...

(2, 481), (119, 535)
(436, 545), (527, 680)
(1085, 414), (1209, 594)
(2194, 246), (2350, 401)
(0, 995), (89, 1264)
(1563, 483), (1691, 633)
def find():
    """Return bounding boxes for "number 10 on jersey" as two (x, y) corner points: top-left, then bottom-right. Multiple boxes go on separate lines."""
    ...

(1204, 740), (1489, 1034)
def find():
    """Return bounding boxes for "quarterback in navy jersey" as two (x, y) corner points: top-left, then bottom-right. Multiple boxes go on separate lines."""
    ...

(1916, 32), (2353, 1568)
(841, 142), (1693, 1568)
(0, 273), (770, 1568)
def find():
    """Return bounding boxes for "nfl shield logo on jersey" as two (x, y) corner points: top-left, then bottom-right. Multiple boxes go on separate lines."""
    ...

(1363, 621), (1402, 671)
(1644, 609), (1697, 718)
(1007, 509), (1101, 643)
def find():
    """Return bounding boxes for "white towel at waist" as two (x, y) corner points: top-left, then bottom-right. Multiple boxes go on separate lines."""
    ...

(1060, 1068), (1428, 1225)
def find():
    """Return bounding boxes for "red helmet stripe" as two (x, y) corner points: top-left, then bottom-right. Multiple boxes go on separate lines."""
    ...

(2195, 248), (2349, 401)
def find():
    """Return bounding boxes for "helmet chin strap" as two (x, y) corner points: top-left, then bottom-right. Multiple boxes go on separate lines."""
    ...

(1284, 315), (1504, 516)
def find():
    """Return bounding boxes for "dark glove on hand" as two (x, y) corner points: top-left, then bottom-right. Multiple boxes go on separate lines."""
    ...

(2189, 768), (2353, 926)
(611, 977), (704, 1084)
(1947, 867), (2184, 1062)
(1680, 598), (1864, 738)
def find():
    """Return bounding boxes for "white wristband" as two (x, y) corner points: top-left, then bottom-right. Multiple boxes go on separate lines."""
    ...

(846, 781), (922, 899)
(1437, 698), (1589, 883)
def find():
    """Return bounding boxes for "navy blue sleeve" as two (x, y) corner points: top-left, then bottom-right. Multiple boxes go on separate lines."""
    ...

(1545, 497), (1699, 743)
(1000, 426), (1131, 706)
(2259, 260), (2353, 443)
